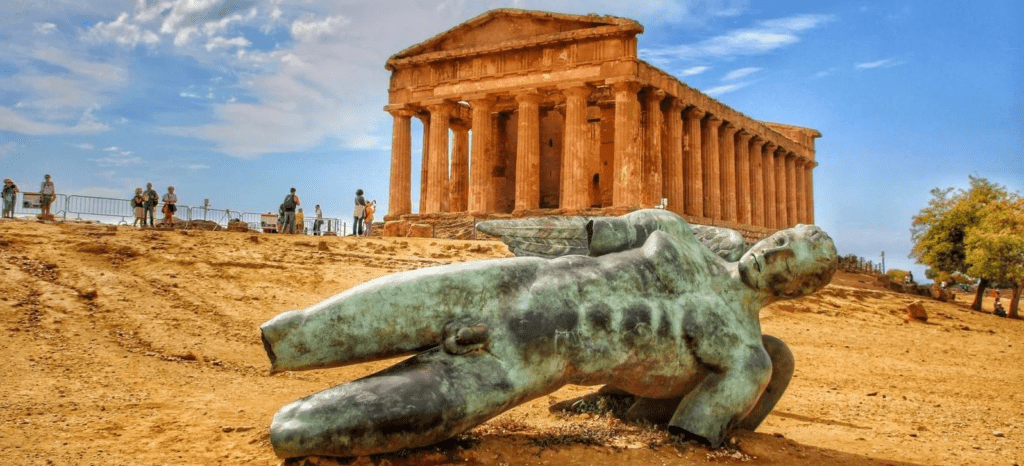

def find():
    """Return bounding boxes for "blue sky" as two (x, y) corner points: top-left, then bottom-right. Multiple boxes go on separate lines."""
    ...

(1, 0), (1021, 278)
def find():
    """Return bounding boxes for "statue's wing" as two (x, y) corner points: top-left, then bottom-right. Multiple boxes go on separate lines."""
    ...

(690, 224), (749, 262)
(476, 216), (590, 258)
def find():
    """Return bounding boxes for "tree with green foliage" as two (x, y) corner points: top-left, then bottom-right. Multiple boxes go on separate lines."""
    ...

(965, 197), (1024, 318)
(910, 176), (1019, 312)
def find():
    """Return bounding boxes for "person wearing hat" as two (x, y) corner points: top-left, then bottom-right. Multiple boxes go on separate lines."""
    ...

(39, 174), (55, 217)
(2, 178), (19, 218)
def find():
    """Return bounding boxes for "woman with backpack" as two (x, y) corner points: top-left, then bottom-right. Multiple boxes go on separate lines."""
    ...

(352, 189), (367, 236)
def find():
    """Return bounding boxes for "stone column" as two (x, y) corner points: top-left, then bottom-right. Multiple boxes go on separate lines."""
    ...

(805, 161), (816, 224)
(662, 98), (685, 215)
(558, 83), (593, 212)
(683, 107), (704, 217)
(611, 80), (642, 208)
(774, 147), (787, 229)
(642, 89), (665, 207)
(785, 152), (797, 227)
(449, 121), (470, 213)
(734, 130), (753, 225)
(749, 136), (765, 227)
(762, 141), (777, 229)
(718, 122), (738, 222)
(467, 96), (495, 214)
(385, 106), (415, 220)
(794, 157), (806, 224)
(514, 90), (543, 212)
(415, 113), (430, 213)
(701, 115), (723, 220)
(423, 102), (453, 214)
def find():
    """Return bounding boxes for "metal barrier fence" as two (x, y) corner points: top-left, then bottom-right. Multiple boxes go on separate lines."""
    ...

(5, 191), (353, 235)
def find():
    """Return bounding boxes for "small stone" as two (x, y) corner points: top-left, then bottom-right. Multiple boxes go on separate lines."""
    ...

(993, 431), (1005, 437)
(867, 392), (878, 396)
(906, 301), (928, 322)
(221, 426), (235, 432)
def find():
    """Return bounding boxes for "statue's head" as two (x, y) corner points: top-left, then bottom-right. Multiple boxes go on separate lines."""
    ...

(738, 224), (838, 299)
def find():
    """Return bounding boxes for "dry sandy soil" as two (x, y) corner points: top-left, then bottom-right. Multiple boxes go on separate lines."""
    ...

(1, 219), (1021, 466)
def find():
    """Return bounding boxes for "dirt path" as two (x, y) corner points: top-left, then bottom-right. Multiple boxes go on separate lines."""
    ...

(0, 220), (1020, 465)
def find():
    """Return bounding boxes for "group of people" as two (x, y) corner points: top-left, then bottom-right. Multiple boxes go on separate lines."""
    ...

(130, 183), (177, 228)
(2, 174), (56, 219)
(352, 189), (375, 236)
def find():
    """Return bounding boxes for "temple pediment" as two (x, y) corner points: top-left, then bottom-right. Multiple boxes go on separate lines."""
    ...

(388, 8), (642, 65)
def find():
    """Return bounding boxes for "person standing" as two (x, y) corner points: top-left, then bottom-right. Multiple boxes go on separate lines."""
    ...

(2, 178), (19, 218)
(39, 174), (55, 218)
(162, 186), (178, 227)
(363, 200), (376, 236)
(282, 188), (300, 234)
(131, 188), (146, 228)
(144, 182), (159, 227)
(352, 189), (367, 236)
(296, 208), (305, 235)
(313, 204), (323, 236)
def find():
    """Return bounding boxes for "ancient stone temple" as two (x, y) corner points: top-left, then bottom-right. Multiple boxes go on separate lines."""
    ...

(383, 9), (820, 241)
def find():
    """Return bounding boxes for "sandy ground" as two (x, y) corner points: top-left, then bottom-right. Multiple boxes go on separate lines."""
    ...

(0, 219), (1021, 466)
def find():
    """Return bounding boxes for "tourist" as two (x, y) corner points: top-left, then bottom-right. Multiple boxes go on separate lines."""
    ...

(39, 174), (55, 218)
(161, 186), (177, 227)
(296, 208), (305, 235)
(313, 204), (323, 235)
(144, 182), (159, 227)
(2, 178), (18, 218)
(363, 200), (376, 236)
(281, 188), (300, 234)
(131, 188), (145, 228)
(352, 189), (367, 236)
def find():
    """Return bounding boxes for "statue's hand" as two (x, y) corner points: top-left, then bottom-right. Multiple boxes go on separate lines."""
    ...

(441, 323), (489, 355)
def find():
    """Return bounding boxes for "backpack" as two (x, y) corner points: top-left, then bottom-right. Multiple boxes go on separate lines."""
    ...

(283, 194), (296, 211)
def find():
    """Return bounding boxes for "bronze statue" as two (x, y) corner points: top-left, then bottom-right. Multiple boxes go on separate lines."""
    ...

(260, 209), (837, 458)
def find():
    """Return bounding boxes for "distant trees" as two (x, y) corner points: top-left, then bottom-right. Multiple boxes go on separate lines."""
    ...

(910, 176), (1023, 316)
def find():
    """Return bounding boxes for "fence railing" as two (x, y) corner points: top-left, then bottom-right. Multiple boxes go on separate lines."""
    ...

(5, 191), (348, 235)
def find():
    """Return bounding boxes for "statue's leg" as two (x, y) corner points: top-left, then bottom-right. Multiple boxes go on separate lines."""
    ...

(736, 335), (794, 430)
(270, 347), (523, 459)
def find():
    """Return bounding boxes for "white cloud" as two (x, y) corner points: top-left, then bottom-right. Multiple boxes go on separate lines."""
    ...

(290, 15), (351, 42)
(84, 12), (161, 47)
(723, 67), (760, 80)
(73, 142), (95, 150)
(704, 82), (751, 96)
(680, 65), (710, 76)
(642, 13), (834, 62)
(88, 154), (143, 167)
(0, 106), (109, 135)
(855, 58), (904, 69)
(34, 22), (57, 35)
(205, 36), (251, 52)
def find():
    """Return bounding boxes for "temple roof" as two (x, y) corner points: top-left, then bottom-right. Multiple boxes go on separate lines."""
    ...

(386, 8), (642, 69)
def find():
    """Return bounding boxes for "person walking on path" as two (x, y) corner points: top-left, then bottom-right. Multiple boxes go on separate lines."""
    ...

(2, 178), (19, 218)
(161, 186), (178, 227)
(352, 189), (367, 236)
(144, 183), (159, 227)
(282, 188), (300, 234)
(39, 174), (55, 218)
(131, 188), (146, 228)
(313, 204), (323, 235)
(363, 200), (376, 236)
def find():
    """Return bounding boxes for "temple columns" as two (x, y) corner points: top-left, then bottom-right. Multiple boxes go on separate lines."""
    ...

(385, 107), (415, 220)
(514, 90), (543, 212)
(467, 97), (495, 213)
(794, 157), (806, 224)
(718, 122), (738, 222)
(734, 130), (753, 225)
(415, 113), (431, 213)
(749, 137), (765, 228)
(422, 102), (453, 214)
(449, 121), (470, 212)
(762, 141), (777, 229)
(682, 107), (704, 217)
(805, 162), (816, 224)
(559, 83), (593, 212)
(773, 147), (787, 228)
(701, 115), (723, 220)
(662, 99), (685, 215)
(785, 152), (797, 227)
(612, 80), (642, 208)
(641, 89), (665, 207)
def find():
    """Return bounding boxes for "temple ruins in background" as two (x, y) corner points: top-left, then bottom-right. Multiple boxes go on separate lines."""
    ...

(382, 9), (820, 242)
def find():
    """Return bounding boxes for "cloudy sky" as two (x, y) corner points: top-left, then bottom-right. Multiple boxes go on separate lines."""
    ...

(1, 0), (1021, 277)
